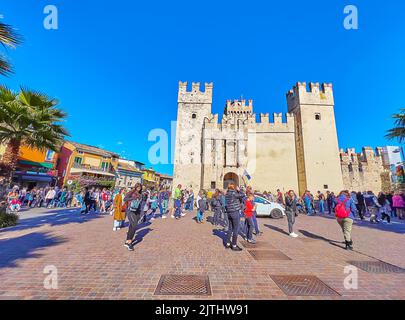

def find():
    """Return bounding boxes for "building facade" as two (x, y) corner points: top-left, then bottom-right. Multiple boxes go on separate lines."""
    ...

(173, 81), (344, 195)
(56, 141), (119, 188)
(115, 159), (143, 188)
(173, 81), (389, 195)
(0, 144), (58, 188)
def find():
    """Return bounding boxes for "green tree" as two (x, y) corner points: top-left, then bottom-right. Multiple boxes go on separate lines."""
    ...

(386, 109), (405, 143)
(0, 86), (70, 178)
(0, 21), (22, 76)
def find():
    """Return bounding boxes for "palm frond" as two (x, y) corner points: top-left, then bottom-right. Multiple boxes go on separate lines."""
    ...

(0, 22), (22, 48)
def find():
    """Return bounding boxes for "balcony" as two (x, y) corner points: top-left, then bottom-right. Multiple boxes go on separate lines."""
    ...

(70, 162), (116, 177)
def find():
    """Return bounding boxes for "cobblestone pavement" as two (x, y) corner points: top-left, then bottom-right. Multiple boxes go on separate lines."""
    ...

(0, 207), (404, 300)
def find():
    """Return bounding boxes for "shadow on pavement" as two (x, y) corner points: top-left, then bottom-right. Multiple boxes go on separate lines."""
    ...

(0, 231), (66, 268)
(132, 227), (153, 246)
(0, 209), (103, 234)
(263, 224), (290, 236)
(212, 228), (228, 246)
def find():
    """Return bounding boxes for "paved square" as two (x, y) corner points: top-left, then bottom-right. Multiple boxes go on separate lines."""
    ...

(0, 207), (404, 300)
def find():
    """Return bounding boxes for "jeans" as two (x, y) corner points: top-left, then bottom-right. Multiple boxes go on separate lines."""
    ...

(174, 199), (181, 218)
(197, 209), (204, 222)
(319, 200), (325, 214)
(213, 207), (222, 225)
(226, 211), (240, 246)
(252, 211), (260, 233)
(245, 217), (254, 240)
(159, 199), (168, 214)
(286, 209), (296, 234)
(126, 211), (141, 241)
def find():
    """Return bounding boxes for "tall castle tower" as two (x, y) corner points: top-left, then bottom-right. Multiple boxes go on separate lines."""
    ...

(287, 82), (344, 195)
(172, 81), (213, 192)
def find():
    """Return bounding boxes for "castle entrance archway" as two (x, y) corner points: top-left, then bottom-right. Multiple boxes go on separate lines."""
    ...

(223, 172), (239, 189)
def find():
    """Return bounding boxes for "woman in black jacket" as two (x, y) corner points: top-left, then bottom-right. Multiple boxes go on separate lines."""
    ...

(123, 183), (143, 251)
(285, 190), (299, 238)
(224, 184), (245, 251)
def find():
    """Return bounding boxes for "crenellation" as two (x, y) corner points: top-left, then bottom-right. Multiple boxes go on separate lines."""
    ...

(177, 81), (213, 104)
(174, 80), (390, 194)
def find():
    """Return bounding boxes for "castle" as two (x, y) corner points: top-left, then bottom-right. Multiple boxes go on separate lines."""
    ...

(173, 81), (390, 195)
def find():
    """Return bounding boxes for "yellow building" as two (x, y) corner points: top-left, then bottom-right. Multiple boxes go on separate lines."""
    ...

(142, 168), (159, 189)
(57, 141), (119, 188)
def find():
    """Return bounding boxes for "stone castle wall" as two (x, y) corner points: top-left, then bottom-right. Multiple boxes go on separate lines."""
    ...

(173, 81), (390, 194)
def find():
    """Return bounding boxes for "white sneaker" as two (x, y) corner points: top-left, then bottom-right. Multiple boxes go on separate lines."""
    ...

(289, 232), (298, 238)
(171, 215), (175, 219)
(181, 213), (186, 217)
(162, 215), (167, 219)
(117, 227), (121, 230)
(151, 217), (155, 221)
(113, 227), (117, 231)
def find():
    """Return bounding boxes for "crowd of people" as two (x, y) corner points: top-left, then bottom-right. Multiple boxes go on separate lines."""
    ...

(4, 182), (404, 253)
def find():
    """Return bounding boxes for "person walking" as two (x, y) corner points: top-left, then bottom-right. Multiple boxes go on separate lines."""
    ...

(113, 188), (126, 231)
(244, 193), (257, 244)
(326, 191), (335, 214)
(393, 192), (405, 220)
(196, 191), (207, 224)
(334, 190), (357, 250)
(224, 184), (244, 251)
(285, 190), (299, 238)
(317, 191), (326, 215)
(356, 191), (366, 220)
(364, 191), (381, 223)
(378, 192), (391, 224)
(172, 184), (182, 219)
(212, 189), (223, 226)
(45, 188), (56, 208)
(123, 183), (143, 251)
(303, 191), (313, 216)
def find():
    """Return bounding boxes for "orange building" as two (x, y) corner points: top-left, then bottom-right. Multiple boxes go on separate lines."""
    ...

(0, 144), (58, 188)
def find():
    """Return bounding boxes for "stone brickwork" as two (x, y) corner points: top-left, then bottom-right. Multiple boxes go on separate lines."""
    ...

(340, 147), (391, 193)
(173, 81), (384, 195)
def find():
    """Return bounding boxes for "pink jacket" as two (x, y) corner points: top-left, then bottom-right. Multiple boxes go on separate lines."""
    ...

(392, 195), (405, 208)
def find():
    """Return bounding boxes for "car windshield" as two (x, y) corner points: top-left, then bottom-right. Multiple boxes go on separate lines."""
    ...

(254, 196), (268, 204)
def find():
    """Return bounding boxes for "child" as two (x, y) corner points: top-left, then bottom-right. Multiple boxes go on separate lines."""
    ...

(196, 191), (207, 224)
(244, 193), (257, 244)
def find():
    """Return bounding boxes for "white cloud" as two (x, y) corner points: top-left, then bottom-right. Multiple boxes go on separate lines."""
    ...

(117, 141), (124, 145)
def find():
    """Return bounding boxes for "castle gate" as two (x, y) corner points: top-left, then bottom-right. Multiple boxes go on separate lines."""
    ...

(223, 172), (239, 189)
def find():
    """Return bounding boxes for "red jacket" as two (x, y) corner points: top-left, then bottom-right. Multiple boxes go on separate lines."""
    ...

(244, 200), (254, 218)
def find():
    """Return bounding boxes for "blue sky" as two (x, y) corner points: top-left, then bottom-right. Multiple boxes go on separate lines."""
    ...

(1, 0), (405, 175)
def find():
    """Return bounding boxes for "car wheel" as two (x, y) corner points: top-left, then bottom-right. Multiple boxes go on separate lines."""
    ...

(270, 208), (283, 219)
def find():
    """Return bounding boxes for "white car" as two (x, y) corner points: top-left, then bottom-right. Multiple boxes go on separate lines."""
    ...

(254, 194), (285, 219)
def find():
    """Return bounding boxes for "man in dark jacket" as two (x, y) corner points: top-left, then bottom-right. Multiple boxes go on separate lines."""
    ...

(224, 184), (245, 251)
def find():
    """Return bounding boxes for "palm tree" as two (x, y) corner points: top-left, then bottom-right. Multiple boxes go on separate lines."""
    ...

(386, 109), (405, 143)
(0, 21), (22, 75)
(0, 86), (70, 178)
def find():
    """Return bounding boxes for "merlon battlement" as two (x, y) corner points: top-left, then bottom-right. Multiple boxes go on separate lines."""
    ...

(286, 81), (334, 112)
(178, 81), (213, 103)
(225, 99), (253, 115)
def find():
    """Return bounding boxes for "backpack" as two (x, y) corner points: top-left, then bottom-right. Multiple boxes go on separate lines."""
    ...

(335, 198), (351, 219)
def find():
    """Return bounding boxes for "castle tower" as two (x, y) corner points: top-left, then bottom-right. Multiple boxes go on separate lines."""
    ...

(287, 82), (344, 195)
(172, 81), (213, 192)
